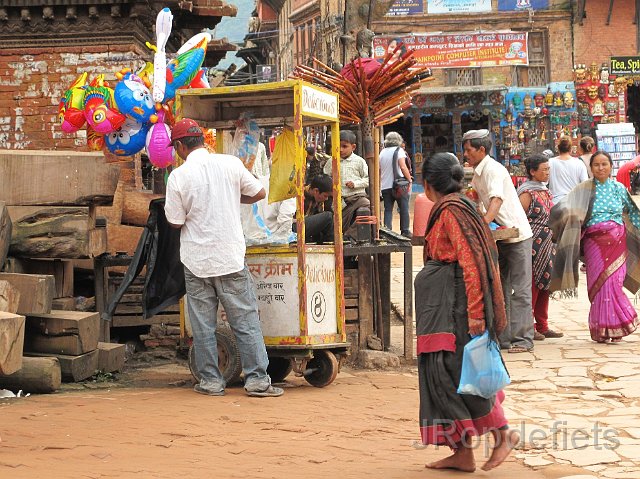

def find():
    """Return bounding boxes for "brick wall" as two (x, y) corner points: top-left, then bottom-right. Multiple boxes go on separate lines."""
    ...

(0, 44), (146, 151)
(573, 0), (638, 66)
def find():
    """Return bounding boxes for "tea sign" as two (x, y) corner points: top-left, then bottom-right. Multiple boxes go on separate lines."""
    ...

(611, 57), (640, 76)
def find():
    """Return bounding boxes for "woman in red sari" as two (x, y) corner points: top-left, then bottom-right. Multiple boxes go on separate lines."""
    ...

(416, 153), (519, 472)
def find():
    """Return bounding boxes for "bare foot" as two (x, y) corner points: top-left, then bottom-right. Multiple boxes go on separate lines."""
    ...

(481, 429), (520, 471)
(426, 447), (476, 473)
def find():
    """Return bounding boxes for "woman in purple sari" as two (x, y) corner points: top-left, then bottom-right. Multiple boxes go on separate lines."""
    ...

(550, 150), (640, 343)
(584, 152), (640, 341)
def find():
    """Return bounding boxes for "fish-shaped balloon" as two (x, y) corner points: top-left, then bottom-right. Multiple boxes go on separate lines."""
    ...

(163, 35), (209, 102)
(58, 72), (88, 133)
(86, 126), (105, 151)
(114, 72), (157, 124)
(105, 118), (150, 157)
(83, 86), (126, 134)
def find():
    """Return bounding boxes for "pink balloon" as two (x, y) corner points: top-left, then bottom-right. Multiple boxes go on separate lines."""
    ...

(145, 110), (175, 168)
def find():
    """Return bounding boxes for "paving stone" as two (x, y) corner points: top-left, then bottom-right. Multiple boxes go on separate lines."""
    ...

(597, 364), (640, 378)
(551, 376), (594, 389)
(563, 349), (598, 359)
(608, 407), (640, 416)
(613, 444), (640, 460)
(548, 446), (620, 466)
(623, 428), (640, 439)
(557, 366), (589, 377)
(523, 455), (553, 467)
(510, 379), (558, 392)
(581, 391), (623, 400)
(510, 369), (555, 381)
(584, 465), (608, 472)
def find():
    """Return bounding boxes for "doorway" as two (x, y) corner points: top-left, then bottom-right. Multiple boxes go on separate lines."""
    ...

(627, 84), (640, 132)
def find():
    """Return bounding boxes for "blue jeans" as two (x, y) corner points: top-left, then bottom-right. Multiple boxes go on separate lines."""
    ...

(185, 266), (271, 392)
(382, 188), (410, 235)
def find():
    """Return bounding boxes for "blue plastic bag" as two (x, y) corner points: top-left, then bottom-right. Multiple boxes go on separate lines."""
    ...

(457, 331), (510, 399)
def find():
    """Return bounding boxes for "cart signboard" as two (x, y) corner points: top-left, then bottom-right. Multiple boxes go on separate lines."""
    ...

(305, 253), (338, 336)
(301, 85), (339, 121)
(247, 255), (300, 337)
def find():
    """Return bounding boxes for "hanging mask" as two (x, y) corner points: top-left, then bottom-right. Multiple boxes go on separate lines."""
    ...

(576, 88), (587, 102)
(587, 86), (599, 100)
(598, 85), (607, 100)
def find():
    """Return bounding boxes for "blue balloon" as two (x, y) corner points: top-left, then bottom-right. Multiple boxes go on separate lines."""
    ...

(113, 73), (155, 123)
(105, 118), (150, 156)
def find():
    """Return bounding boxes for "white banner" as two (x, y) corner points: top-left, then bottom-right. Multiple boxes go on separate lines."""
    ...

(428, 0), (492, 14)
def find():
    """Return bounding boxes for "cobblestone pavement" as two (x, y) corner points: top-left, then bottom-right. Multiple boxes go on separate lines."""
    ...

(389, 247), (640, 478)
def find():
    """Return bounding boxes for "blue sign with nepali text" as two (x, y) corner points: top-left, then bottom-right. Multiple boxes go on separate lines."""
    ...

(498, 0), (549, 10)
(387, 0), (424, 16)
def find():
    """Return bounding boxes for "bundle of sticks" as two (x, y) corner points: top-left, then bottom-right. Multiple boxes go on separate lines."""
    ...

(291, 47), (433, 126)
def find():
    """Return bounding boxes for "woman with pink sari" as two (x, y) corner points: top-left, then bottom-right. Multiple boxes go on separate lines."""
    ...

(550, 150), (640, 343)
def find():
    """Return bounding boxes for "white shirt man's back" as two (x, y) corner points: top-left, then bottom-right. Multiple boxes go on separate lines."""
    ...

(164, 148), (263, 277)
(548, 156), (589, 204)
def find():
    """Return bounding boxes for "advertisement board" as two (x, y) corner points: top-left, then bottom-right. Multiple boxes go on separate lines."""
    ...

(373, 32), (529, 68)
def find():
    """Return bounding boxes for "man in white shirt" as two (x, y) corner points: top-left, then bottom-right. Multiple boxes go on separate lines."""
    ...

(164, 118), (283, 397)
(242, 176), (297, 245)
(548, 136), (589, 204)
(463, 129), (535, 353)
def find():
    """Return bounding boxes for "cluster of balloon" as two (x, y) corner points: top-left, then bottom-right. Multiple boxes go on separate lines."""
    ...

(57, 7), (212, 168)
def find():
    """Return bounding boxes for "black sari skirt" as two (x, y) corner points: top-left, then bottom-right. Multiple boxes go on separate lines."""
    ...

(415, 260), (507, 447)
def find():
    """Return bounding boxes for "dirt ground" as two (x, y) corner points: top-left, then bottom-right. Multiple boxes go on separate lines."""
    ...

(0, 361), (595, 479)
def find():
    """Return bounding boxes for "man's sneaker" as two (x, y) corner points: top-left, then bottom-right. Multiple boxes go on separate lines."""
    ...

(533, 330), (546, 341)
(542, 329), (564, 338)
(246, 385), (284, 397)
(194, 384), (225, 396)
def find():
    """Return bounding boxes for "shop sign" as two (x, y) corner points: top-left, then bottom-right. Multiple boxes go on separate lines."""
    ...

(387, 0), (424, 16)
(373, 32), (529, 68)
(427, 0), (491, 14)
(256, 65), (274, 84)
(497, 0), (548, 10)
(610, 57), (640, 76)
(301, 85), (338, 120)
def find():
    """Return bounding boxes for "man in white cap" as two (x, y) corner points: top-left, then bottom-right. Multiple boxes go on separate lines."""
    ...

(462, 129), (535, 353)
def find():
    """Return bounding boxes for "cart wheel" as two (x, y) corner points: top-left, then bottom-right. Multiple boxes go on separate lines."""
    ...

(304, 350), (339, 388)
(267, 357), (293, 383)
(188, 325), (242, 385)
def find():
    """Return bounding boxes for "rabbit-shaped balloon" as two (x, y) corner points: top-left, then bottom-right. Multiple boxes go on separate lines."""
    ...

(145, 109), (175, 168)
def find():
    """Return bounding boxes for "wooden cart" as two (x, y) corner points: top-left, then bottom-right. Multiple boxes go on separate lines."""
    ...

(175, 80), (349, 387)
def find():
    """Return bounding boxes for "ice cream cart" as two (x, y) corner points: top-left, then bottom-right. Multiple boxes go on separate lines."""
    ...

(175, 80), (348, 387)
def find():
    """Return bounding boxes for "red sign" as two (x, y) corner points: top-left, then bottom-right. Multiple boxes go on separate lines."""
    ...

(373, 32), (529, 68)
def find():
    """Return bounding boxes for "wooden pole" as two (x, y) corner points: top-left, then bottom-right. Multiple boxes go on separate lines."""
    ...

(373, 127), (381, 239)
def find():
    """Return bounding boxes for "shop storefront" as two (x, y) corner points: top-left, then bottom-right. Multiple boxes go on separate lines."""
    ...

(385, 85), (506, 183)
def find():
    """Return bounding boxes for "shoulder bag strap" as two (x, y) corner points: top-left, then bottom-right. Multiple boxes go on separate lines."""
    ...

(392, 147), (401, 181)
